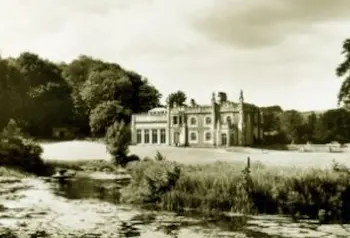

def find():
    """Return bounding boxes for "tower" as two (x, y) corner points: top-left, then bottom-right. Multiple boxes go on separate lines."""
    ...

(166, 103), (172, 145)
(238, 90), (246, 146)
(211, 92), (217, 147)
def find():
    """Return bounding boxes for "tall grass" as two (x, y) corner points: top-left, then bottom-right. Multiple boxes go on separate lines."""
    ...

(121, 157), (350, 222)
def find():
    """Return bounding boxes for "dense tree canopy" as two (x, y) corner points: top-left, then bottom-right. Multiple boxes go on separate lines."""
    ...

(89, 100), (132, 136)
(314, 109), (350, 144)
(0, 52), (161, 139)
(12, 52), (74, 137)
(279, 110), (306, 144)
(0, 58), (26, 129)
(260, 106), (283, 133)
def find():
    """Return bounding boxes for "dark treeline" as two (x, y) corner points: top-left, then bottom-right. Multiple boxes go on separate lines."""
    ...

(261, 106), (350, 145)
(0, 52), (161, 139)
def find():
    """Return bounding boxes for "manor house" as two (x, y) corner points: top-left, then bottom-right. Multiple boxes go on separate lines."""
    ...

(130, 91), (264, 147)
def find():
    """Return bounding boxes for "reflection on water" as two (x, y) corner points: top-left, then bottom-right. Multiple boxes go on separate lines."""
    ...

(52, 176), (122, 203)
(49, 176), (272, 238)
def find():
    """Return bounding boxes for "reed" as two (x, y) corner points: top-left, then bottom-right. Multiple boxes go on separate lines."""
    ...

(121, 155), (350, 221)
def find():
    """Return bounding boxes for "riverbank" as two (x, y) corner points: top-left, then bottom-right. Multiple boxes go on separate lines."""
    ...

(120, 159), (350, 223)
(1, 167), (350, 238)
(31, 154), (350, 223)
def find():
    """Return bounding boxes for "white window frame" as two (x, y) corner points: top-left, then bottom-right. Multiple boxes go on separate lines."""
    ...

(205, 116), (212, 125)
(204, 131), (212, 142)
(189, 131), (198, 143)
(189, 116), (197, 127)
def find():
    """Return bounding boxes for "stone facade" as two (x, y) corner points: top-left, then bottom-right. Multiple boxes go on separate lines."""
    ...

(130, 91), (264, 147)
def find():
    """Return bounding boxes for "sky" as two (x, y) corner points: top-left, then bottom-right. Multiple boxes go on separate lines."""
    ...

(0, 0), (349, 111)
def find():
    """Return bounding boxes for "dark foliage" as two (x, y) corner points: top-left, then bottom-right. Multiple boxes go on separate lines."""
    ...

(0, 53), (161, 139)
(0, 120), (45, 175)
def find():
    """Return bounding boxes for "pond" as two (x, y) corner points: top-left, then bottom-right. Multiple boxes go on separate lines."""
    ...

(2, 175), (348, 237)
(45, 175), (329, 238)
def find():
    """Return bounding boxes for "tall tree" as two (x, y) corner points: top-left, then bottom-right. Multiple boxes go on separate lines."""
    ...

(89, 100), (132, 136)
(336, 39), (350, 104)
(305, 112), (318, 142)
(60, 55), (98, 135)
(314, 108), (350, 144)
(260, 105), (283, 133)
(166, 90), (187, 107)
(0, 58), (27, 130)
(279, 110), (306, 144)
(13, 52), (74, 137)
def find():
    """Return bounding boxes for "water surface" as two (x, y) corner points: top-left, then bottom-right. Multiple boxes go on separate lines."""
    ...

(46, 175), (321, 238)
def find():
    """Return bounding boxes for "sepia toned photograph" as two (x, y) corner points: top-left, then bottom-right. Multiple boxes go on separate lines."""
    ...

(1, 0), (350, 237)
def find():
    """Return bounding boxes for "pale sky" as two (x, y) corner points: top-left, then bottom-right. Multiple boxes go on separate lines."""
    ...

(0, 0), (349, 111)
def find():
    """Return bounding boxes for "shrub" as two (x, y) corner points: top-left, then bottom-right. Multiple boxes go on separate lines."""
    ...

(0, 120), (45, 175)
(121, 159), (181, 205)
(0, 136), (45, 174)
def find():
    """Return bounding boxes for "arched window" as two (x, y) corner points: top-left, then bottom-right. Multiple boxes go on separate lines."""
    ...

(205, 116), (212, 125)
(190, 132), (197, 141)
(205, 132), (211, 141)
(226, 116), (232, 124)
(190, 117), (197, 125)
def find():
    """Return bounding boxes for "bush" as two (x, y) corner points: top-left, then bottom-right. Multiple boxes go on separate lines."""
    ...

(0, 136), (45, 174)
(0, 120), (45, 175)
(121, 159), (181, 205)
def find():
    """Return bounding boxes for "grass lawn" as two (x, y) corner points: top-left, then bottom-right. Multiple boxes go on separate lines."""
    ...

(40, 140), (350, 169)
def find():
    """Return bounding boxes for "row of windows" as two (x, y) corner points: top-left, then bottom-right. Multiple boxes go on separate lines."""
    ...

(173, 116), (213, 126)
(189, 132), (229, 145)
(136, 129), (166, 144)
(189, 131), (212, 141)
(173, 115), (233, 126)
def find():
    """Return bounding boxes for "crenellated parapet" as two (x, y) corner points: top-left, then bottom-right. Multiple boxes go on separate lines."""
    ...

(185, 105), (212, 114)
(170, 104), (213, 114)
(219, 101), (240, 112)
